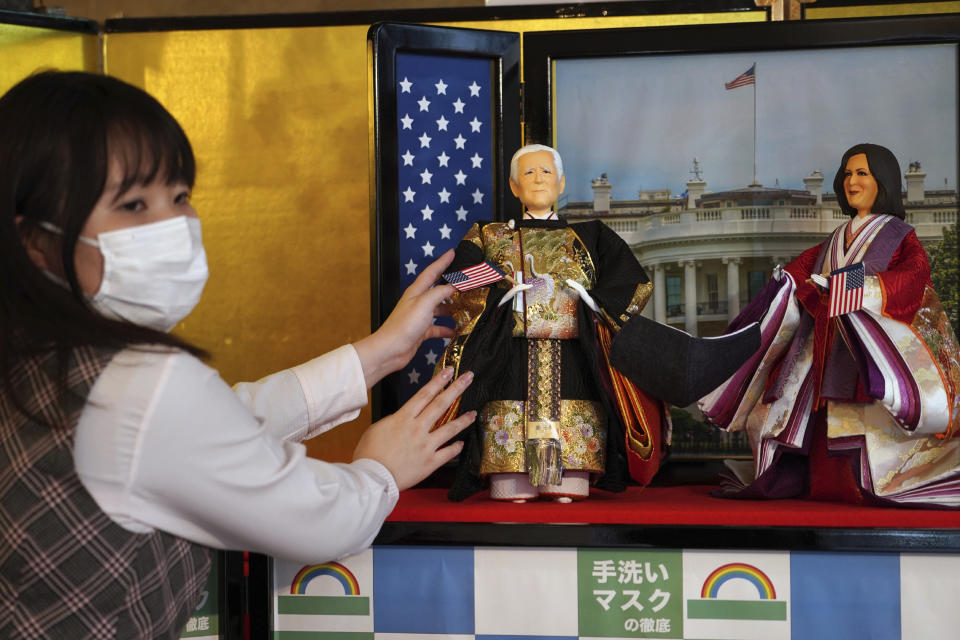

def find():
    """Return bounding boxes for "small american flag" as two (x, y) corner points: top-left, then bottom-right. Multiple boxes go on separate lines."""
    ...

(828, 262), (865, 318)
(725, 64), (756, 90)
(443, 261), (506, 291)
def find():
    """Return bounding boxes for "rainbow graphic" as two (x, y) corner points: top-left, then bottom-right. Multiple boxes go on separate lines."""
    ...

(700, 562), (776, 599)
(290, 562), (360, 595)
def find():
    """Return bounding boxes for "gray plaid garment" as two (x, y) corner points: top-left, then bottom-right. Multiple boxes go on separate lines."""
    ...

(0, 345), (212, 639)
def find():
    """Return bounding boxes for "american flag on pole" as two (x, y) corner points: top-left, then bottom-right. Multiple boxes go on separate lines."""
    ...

(828, 262), (865, 318)
(443, 261), (506, 291)
(725, 64), (756, 90)
(394, 52), (495, 402)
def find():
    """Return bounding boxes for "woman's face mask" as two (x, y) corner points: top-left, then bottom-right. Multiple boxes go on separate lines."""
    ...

(41, 216), (208, 332)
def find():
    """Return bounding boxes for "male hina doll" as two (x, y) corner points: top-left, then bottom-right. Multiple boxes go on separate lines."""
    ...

(433, 144), (668, 502)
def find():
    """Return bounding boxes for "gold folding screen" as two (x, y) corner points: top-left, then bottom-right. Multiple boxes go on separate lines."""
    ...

(0, 21), (97, 94)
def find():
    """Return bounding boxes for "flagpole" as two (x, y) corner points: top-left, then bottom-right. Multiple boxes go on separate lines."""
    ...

(752, 62), (758, 186)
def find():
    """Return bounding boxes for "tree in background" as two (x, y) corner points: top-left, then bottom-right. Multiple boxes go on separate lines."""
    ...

(930, 224), (959, 331)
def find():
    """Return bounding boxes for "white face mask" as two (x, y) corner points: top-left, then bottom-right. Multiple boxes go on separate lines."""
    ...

(41, 216), (208, 332)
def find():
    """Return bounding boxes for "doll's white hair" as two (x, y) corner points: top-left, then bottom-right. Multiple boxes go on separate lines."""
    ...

(510, 144), (564, 182)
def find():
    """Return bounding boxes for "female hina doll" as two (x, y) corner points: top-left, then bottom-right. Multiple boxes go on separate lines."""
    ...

(699, 143), (960, 507)
(435, 144), (667, 502)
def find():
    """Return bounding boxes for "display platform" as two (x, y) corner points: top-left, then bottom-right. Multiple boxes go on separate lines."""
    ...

(377, 484), (960, 552)
(272, 485), (960, 639)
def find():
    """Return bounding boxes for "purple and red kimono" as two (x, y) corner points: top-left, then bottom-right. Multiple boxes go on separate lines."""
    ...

(700, 214), (960, 507)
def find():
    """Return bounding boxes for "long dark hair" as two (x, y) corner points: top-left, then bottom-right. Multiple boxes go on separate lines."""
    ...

(832, 143), (906, 219)
(0, 71), (205, 416)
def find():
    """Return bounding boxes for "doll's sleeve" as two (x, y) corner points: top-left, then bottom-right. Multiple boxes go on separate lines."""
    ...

(588, 222), (653, 325)
(873, 230), (931, 324)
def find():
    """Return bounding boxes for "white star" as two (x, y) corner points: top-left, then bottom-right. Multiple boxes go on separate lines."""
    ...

(469, 117), (482, 133)
(419, 132), (431, 148)
(400, 113), (413, 129)
(452, 97), (465, 113)
(425, 349), (438, 365)
(436, 115), (449, 131)
(420, 168), (433, 184)
(407, 368), (421, 384)
(468, 81), (481, 97)
(403, 187), (415, 202)
(472, 188), (484, 204)
(403, 223), (417, 239)
(404, 259), (418, 275)
(417, 96), (430, 112)
(437, 151), (450, 167)
(454, 170), (467, 185)
(453, 134), (466, 149)
(399, 77), (412, 93)
(421, 204), (434, 220)
(435, 79), (447, 95)
(438, 187), (451, 203)
(422, 240), (435, 257)
(442, 337), (451, 347)
(401, 150), (415, 166)
(439, 224), (452, 240)
(455, 206), (468, 221)
(471, 153), (483, 168)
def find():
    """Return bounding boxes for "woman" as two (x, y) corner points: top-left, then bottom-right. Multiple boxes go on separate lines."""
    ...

(700, 143), (960, 507)
(0, 71), (474, 638)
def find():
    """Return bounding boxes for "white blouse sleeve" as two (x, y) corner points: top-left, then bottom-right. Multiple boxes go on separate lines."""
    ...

(74, 348), (398, 563)
(232, 344), (369, 442)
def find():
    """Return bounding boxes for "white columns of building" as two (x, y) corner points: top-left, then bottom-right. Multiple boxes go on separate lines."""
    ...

(723, 257), (741, 322)
(653, 264), (666, 324)
(682, 259), (698, 336)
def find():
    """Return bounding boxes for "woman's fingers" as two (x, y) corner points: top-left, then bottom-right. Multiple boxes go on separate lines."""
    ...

(400, 366), (455, 417)
(418, 371), (474, 426)
(430, 408), (476, 448)
(404, 249), (455, 298)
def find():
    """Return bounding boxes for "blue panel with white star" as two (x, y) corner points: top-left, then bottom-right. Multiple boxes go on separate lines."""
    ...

(395, 53), (495, 402)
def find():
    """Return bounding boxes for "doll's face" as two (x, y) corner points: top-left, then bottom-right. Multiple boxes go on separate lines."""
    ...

(843, 153), (878, 216)
(509, 150), (566, 218)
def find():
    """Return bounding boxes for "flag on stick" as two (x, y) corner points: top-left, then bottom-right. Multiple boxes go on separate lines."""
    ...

(725, 64), (756, 90)
(828, 262), (865, 318)
(443, 261), (507, 291)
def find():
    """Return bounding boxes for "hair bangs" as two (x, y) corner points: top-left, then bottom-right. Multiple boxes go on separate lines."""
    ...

(105, 102), (195, 200)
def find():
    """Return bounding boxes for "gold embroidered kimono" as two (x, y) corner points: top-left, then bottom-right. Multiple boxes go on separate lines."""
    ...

(436, 219), (665, 500)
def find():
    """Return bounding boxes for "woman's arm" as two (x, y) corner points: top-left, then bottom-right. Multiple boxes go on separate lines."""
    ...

(75, 348), (472, 563)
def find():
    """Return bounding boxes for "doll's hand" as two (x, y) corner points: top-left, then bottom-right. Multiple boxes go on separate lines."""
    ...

(810, 273), (829, 290)
(565, 279), (600, 313)
(353, 367), (476, 491)
(497, 283), (533, 307)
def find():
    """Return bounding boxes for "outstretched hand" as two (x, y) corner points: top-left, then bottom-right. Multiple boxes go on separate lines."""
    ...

(353, 250), (457, 388)
(353, 367), (476, 491)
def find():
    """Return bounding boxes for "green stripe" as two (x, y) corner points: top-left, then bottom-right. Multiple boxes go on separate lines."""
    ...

(274, 632), (373, 639)
(276, 595), (369, 615)
(688, 598), (787, 620)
